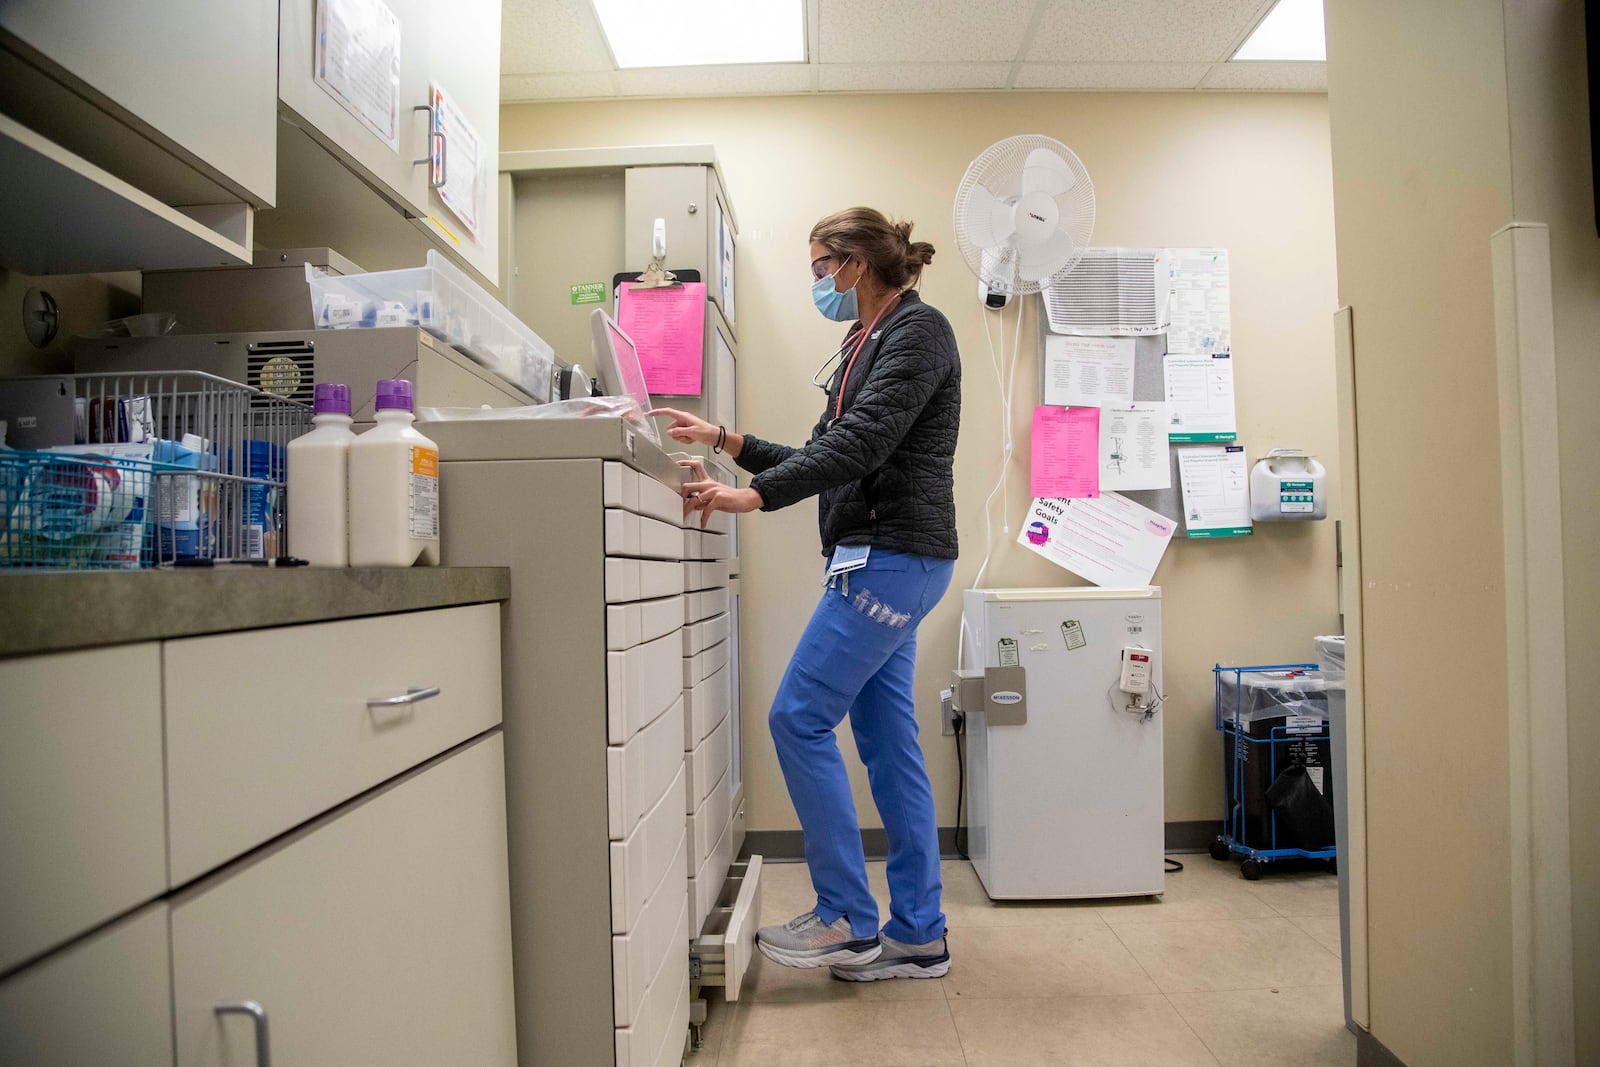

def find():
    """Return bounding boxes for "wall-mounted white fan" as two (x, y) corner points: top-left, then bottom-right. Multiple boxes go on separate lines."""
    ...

(953, 134), (1096, 301)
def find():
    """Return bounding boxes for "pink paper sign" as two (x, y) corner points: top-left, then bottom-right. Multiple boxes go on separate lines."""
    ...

(619, 281), (706, 395)
(1031, 405), (1100, 499)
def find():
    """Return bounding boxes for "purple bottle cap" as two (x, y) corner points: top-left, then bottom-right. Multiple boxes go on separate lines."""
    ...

(313, 382), (352, 416)
(374, 378), (414, 413)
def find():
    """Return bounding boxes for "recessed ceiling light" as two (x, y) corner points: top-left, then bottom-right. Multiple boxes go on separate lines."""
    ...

(1233, 0), (1326, 61)
(591, 0), (805, 69)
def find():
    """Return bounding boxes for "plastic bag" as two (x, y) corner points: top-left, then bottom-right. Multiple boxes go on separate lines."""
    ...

(1218, 670), (1334, 725)
(418, 396), (661, 445)
(1264, 764), (1336, 850)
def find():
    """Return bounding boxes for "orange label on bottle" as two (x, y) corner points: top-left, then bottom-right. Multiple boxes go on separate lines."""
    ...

(411, 447), (439, 478)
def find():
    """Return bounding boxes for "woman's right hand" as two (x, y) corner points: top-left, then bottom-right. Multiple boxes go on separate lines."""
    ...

(648, 407), (717, 447)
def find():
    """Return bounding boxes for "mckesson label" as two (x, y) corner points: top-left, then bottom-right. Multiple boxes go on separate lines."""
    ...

(991, 691), (1023, 706)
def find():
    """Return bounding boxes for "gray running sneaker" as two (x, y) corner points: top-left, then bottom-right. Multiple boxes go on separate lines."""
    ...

(829, 932), (950, 981)
(756, 911), (882, 969)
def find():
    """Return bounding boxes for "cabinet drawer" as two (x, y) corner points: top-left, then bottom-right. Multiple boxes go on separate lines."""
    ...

(0, 645), (165, 973)
(682, 664), (732, 750)
(688, 817), (734, 939)
(682, 612), (731, 657)
(720, 856), (763, 1002)
(607, 596), (685, 652)
(682, 561), (730, 592)
(610, 766), (686, 935)
(164, 604), (501, 885)
(171, 734), (516, 1067)
(612, 833), (687, 1027)
(607, 630), (683, 746)
(686, 714), (734, 814)
(607, 696), (686, 841)
(606, 510), (683, 561)
(682, 529), (731, 561)
(0, 904), (172, 1067)
(687, 767), (733, 874)
(683, 587), (730, 624)
(614, 901), (690, 1067)
(603, 461), (641, 511)
(607, 559), (686, 604)
(682, 638), (731, 687)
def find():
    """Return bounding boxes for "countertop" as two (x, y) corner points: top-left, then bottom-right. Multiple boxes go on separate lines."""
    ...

(0, 567), (511, 657)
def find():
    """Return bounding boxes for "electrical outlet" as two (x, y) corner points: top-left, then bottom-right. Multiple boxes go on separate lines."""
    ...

(940, 687), (956, 735)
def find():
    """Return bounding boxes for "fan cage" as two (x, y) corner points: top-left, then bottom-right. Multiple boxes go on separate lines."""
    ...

(953, 134), (1096, 295)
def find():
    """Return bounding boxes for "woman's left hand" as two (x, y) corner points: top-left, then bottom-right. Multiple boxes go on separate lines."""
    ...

(682, 480), (763, 528)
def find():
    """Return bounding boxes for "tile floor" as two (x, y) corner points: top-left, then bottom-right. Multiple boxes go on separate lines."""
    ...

(685, 856), (1353, 1066)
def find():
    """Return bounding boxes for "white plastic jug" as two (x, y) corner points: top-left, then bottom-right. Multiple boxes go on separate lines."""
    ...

(348, 379), (440, 567)
(1249, 449), (1327, 521)
(287, 383), (357, 567)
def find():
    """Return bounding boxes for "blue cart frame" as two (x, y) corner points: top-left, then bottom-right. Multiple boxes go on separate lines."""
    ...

(1211, 663), (1337, 879)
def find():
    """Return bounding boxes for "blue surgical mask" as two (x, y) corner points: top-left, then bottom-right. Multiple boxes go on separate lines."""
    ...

(811, 260), (859, 322)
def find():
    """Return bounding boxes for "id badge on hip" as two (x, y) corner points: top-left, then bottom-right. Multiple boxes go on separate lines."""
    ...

(824, 544), (870, 589)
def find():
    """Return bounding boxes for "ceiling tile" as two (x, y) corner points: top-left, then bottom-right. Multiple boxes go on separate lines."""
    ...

(501, 0), (615, 74)
(819, 63), (1011, 92)
(818, 0), (1036, 63)
(1199, 60), (1328, 91)
(614, 64), (815, 97)
(500, 72), (618, 101)
(1014, 62), (1211, 90)
(1027, 0), (1271, 63)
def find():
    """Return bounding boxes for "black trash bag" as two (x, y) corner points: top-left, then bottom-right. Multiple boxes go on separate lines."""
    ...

(1263, 764), (1336, 851)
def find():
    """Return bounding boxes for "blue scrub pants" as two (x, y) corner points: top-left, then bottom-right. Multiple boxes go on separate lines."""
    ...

(768, 549), (955, 945)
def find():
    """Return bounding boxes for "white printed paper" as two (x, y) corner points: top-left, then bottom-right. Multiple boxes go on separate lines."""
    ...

(1100, 403), (1171, 492)
(431, 83), (483, 238)
(1043, 248), (1170, 336)
(1177, 444), (1253, 539)
(1043, 335), (1135, 407)
(1165, 247), (1231, 355)
(1163, 353), (1237, 442)
(315, 0), (402, 152)
(1018, 493), (1177, 588)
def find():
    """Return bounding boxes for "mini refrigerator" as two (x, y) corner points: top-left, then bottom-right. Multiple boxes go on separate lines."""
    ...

(961, 587), (1165, 900)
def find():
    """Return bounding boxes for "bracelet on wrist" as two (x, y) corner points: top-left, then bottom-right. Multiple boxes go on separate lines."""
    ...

(713, 425), (727, 454)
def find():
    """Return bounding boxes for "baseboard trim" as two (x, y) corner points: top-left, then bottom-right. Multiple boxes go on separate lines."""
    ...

(1356, 1027), (1408, 1067)
(738, 821), (1224, 862)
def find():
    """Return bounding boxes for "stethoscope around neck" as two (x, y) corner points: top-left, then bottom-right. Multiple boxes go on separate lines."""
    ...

(809, 294), (903, 401)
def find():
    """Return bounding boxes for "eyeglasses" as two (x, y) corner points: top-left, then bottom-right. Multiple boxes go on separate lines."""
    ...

(810, 254), (839, 281)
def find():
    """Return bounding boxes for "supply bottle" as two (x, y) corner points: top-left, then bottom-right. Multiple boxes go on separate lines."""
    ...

(348, 379), (440, 567)
(286, 382), (356, 567)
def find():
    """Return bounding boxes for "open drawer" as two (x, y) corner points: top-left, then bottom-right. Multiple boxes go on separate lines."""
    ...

(690, 856), (762, 1002)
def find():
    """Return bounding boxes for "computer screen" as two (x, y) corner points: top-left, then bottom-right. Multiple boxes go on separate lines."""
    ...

(589, 308), (659, 444)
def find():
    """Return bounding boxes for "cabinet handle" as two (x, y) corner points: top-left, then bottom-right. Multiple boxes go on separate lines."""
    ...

(366, 685), (442, 708)
(215, 1000), (271, 1067)
(412, 103), (447, 190)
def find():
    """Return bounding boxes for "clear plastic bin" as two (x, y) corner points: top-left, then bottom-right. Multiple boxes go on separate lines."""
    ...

(305, 251), (554, 402)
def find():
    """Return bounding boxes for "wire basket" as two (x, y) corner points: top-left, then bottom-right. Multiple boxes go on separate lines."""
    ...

(0, 371), (310, 569)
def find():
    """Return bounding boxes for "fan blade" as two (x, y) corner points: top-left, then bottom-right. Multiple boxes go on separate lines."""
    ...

(1015, 229), (1076, 283)
(1021, 148), (1077, 198)
(961, 181), (1018, 250)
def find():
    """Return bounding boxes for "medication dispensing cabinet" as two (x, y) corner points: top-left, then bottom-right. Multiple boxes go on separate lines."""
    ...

(434, 417), (754, 1067)
(500, 145), (739, 452)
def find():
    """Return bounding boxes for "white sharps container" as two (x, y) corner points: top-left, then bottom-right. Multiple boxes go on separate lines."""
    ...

(286, 382), (356, 566)
(1249, 448), (1327, 521)
(348, 378), (440, 567)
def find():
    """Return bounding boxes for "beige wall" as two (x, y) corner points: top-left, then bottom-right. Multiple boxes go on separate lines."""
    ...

(0, 270), (139, 380)
(500, 92), (1341, 835)
(1502, 4), (1599, 1063)
(1328, 0), (1595, 1062)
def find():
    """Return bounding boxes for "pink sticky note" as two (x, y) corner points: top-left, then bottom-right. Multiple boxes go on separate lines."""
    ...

(619, 281), (707, 395)
(1031, 405), (1100, 498)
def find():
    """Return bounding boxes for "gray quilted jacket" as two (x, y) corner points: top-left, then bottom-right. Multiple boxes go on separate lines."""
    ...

(737, 290), (961, 560)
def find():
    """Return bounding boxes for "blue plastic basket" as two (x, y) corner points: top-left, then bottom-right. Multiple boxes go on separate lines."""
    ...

(0, 450), (174, 570)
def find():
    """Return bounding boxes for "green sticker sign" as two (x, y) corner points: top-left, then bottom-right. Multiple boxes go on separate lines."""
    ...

(570, 282), (605, 306)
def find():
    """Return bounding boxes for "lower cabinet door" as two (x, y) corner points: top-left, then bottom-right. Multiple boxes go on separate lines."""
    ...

(0, 904), (172, 1067)
(171, 733), (515, 1067)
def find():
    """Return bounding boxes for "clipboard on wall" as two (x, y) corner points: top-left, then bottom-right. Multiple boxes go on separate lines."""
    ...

(612, 270), (702, 319)
(614, 270), (706, 396)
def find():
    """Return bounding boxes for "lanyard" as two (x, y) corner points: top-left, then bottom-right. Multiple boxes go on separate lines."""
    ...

(833, 293), (902, 420)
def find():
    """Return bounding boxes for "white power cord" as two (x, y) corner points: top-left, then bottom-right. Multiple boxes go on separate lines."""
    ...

(957, 299), (1023, 671)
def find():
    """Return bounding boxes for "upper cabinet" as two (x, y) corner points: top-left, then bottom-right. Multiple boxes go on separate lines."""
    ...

(278, 0), (501, 286)
(0, 0), (277, 272)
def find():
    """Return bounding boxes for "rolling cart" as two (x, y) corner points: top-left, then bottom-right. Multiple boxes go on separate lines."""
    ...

(1210, 663), (1338, 880)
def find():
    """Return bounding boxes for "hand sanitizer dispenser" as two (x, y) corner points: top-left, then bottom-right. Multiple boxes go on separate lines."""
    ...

(1250, 449), (1328, 521)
